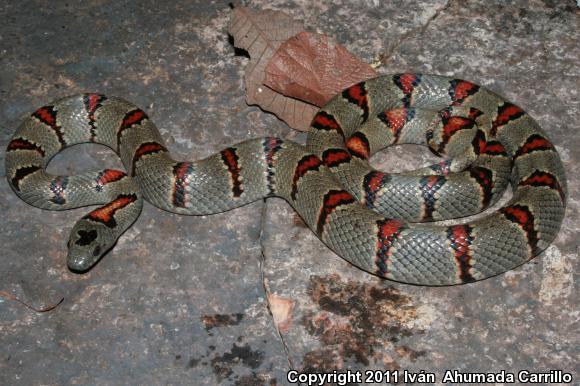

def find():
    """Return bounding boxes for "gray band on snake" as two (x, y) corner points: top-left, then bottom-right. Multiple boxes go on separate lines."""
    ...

(5, 74), (567, 285)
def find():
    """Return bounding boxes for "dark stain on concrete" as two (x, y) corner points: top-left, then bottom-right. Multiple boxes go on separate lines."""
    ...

(201, 313), (244, 331)
(210, 343), (265, 381)
(301, 274), (425, 371)
(188, 356), (201, 368)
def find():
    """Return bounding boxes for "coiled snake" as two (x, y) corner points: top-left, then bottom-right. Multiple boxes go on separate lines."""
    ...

(6, 74), (567, 285)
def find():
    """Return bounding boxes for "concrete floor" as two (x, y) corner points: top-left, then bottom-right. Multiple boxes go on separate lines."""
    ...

(0, 1), (578, 385)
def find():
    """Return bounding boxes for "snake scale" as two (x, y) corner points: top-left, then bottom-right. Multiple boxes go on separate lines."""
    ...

(6, 74), (567, 285)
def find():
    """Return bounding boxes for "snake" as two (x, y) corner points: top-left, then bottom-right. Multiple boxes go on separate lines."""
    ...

(5, 74), (567, 285)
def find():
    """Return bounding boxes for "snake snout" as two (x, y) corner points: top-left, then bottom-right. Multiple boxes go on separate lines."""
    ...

(66, 241), (104, 273)
(67, 253), (96, 273)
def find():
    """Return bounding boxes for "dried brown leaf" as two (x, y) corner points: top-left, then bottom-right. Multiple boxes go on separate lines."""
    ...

(228, 6), (319, 131)
(265, 31), (378, 107)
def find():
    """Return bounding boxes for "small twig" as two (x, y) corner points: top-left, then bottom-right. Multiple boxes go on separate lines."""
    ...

(0, 290), (64, 313)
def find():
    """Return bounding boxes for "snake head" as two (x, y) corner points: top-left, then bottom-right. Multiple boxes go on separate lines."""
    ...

(67, 220), (115, 272)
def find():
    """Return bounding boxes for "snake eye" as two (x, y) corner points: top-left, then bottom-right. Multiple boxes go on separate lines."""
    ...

(93, 245), (102, 257)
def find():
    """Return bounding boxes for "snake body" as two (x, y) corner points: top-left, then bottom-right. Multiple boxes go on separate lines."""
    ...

(6, 74), (566, 285)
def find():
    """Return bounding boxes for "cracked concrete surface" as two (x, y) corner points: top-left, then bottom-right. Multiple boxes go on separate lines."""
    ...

(378, 0), (451, 63)
(1, 0), (578, 385)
